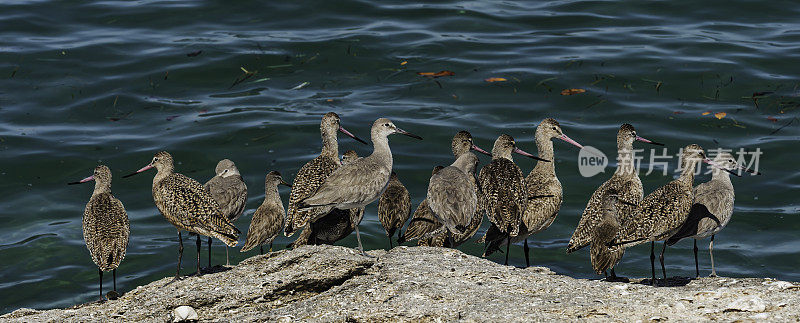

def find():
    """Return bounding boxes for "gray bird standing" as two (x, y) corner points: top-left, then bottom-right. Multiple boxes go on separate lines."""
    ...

(241, 171), (291, 254)
(124, 151), (239, 280)
(666, 152), (760, 277)
(398, 166), (445, 246)
(69, 165), (129, 300)
(204, 159), (247, 266)
(296, 118), (422, 256)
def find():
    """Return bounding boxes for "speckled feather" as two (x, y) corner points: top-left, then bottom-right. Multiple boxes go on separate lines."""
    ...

(590, 192), (624, 275)
(286, 155), (340, 234)
(568, 179), (642, 252)
(378, 173), (411, 239)
(83, 192), (130, 271)
(204, 174), (247, 223)
(427, 154), (478, 235)
(479, 158), (527, 237)
(241, 173), (286, 252)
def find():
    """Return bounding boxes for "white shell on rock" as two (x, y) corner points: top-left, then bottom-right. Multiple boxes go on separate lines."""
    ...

(173, 305), (198, 322)
(725, 295), (767, 313)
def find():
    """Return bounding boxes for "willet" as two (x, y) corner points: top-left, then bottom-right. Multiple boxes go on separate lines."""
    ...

(284, 112), (367, 237)
(590, 190), (625, 279)
(666, 152), (760, 277)
(296, 118), (422, 256)
(204, 159), (247, 266)
(68, 165), (129, 300)
(611, 144), (713, 285)
(123, 151), (239, 279)
(567, 124), (662, 277)
(377, 172), (411, 249)
(289, 150), (365, 248)
(426, 152), (480, 244)
(478, 134), (549, 265)
(398, 166), (444, 246)
(241, 171), (291, 254)
(481, 119), (584, 267)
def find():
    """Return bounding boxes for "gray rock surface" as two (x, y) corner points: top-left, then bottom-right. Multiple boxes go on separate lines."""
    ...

(3, 245), (799, 322)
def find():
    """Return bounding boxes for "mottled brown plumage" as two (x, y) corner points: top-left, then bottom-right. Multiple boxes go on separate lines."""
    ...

(71, 165), (129, 299)
(398, 166), (444, 246)
(204, 158), (247, 265)
(590, 191), (624, 276)
(479, 134), (528, 238)
(241, 171), (289, 253)
(284, 112), (365, 236)
(427, 153), (479, 240)
(482, 119), (583, 266)
(377, 172), (411, 248)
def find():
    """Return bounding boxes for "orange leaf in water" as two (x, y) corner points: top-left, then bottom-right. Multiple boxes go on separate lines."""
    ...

(560, 88), (586, 95)
(417, 71), (455, 78)
(400, 61), (408, 66)
(701, 111), (711, 116)
(767, 116), (778, 123)
(714, 112), (727, 119)
(485, 77), (507, 83)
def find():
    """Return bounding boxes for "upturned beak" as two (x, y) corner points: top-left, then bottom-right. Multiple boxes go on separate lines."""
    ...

(513, 147), (550, 162)
(339, 125), (368, 145)
(471, 144), (492, 157)
(123, 164), (154, 178)
(559, 134), (584, 150)
(703, 159), (741, 177)
(636, 135), (664, 146)
(396, 128), (423, 140)
(280, 179), (292, 188)
(67, 175), (95, 185)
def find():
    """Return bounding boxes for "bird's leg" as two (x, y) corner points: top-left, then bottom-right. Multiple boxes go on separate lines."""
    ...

(207, 237), (212, 268)
(659, 242), (667, 284)
(260, 245), (264, 255)
(174, 231), (184, 281)
(650, 242), (656, 286)
(269, 242), (273, 253)
(523, 238), (530, 268)
(99, 268), (104, 301)
(504, 236), (510, 266)
(226, 246), (230, 267)
(610, 269), (617, 279)
(694, 239), (699, 278)
(709, 235), (717, 277)
(195, 235), (201, 276)
(604, 271), (608, 279)
(388, 236), (392, 250)
(354, 224), (372, 257)
(113, 269), (116, 292)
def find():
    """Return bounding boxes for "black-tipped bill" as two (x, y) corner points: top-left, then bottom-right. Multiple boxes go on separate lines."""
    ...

(513, 147), (550, 162)
(636, 135), (664, 146)
(396, 128), (423, 140)
(472, 144), (492, 157)
(122, 164), (154, 178)
(67, 175), (94, 185)
(339, 125), (368, 145)
(280, 179), (292, 188)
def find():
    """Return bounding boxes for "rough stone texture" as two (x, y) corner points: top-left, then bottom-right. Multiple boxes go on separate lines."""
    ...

(3, 245), (799, 322)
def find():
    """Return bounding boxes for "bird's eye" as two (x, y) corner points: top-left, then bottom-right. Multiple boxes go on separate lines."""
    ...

(551, 126), (557, 131)
(153, 158), (159, 162)
(384, 123), (390, 127)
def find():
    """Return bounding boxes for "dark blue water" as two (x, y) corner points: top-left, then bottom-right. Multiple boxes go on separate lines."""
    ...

(1, 0), (798, 313)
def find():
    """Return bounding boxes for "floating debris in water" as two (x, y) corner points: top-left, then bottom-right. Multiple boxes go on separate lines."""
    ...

(560, 88), (586, 95)
(186, 50), (202, 57)
(485, 77), (507, 83)
(290, 82), (310, 90)
(417, 71), (455, 78)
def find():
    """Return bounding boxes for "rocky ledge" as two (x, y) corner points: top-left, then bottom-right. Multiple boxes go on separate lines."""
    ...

(4, 245), (799, 322)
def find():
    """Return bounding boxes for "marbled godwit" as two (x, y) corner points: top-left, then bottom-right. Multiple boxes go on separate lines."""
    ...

(481, 119), (584, 267)
(68, 165), (129, 300)
(398, 166), (444, 246)
(478, 134), (549, 265)
(204, 159), (247, 266)
(284, 112), (368, 237)
(611, 144), (712, 285)
(241, 171), (291, 254)
(567, 124), (662, 277)
(426, 152), (480, 244)
(123, 151), (239, 279)
(289, 150), (365, 249)
(296, 118), (422, 256)
(377, 172), (411, 249)
(666, 152), (760, 277)
(590, 190), (625, 279)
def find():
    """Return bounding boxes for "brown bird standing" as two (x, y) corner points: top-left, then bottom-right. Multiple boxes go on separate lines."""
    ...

(241, 171), (291, 254)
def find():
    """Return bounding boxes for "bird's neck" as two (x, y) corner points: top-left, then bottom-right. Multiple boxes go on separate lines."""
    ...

(532, 136), (555, 174)
(92, 182), (111, 196)
(321, 132), (339, 158)
(615, 143), (638, 177)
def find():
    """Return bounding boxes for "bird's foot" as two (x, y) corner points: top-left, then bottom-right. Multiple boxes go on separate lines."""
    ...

(165, 275), (184, 286)
(106, 290), (120, 300)
(709, 273), (718, 278)
(603, 276), (630, 283)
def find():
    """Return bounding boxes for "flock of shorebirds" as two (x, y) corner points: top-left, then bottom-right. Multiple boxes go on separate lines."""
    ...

(69, 112), (760, 300)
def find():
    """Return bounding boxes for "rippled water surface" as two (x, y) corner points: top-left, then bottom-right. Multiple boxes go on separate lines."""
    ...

(1, 0), (799, 313)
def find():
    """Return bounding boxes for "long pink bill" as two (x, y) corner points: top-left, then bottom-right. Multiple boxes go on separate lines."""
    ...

(471, 144), (492, 157)
(67, 175), (95, 185)
(122, 164), (154, 178)
(339, 126), (369, 145)
(635, 135), (664, 146)
(513, 147), (550, 162)
(559, 134), (584, 150)
(703, 159), (741, 177)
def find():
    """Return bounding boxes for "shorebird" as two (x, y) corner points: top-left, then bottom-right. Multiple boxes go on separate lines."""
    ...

(241, 171), (291, 254)
(567, 124), (662, 277)
(284, 112), (368, 237)
(377, 172), (411, 249)
(289, 150), (365, 249)
(611, 144), (713, 286)
(204, 159), (247, 266)
(478, 134), (549, 265)
(69, 165), (129, 300)
(124, 151), (239, 279)
(295, 118), (422, 256)
(398, 166), (444, 246)
(481, 119), (584, 267)
(400, 131), (491, 247)
(590, 190), (625, 279)
(665, 152), (760, 277)
(426, 152), (480, 244)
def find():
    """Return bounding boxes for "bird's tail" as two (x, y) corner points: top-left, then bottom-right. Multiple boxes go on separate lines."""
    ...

(209, 219), (240, 248)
